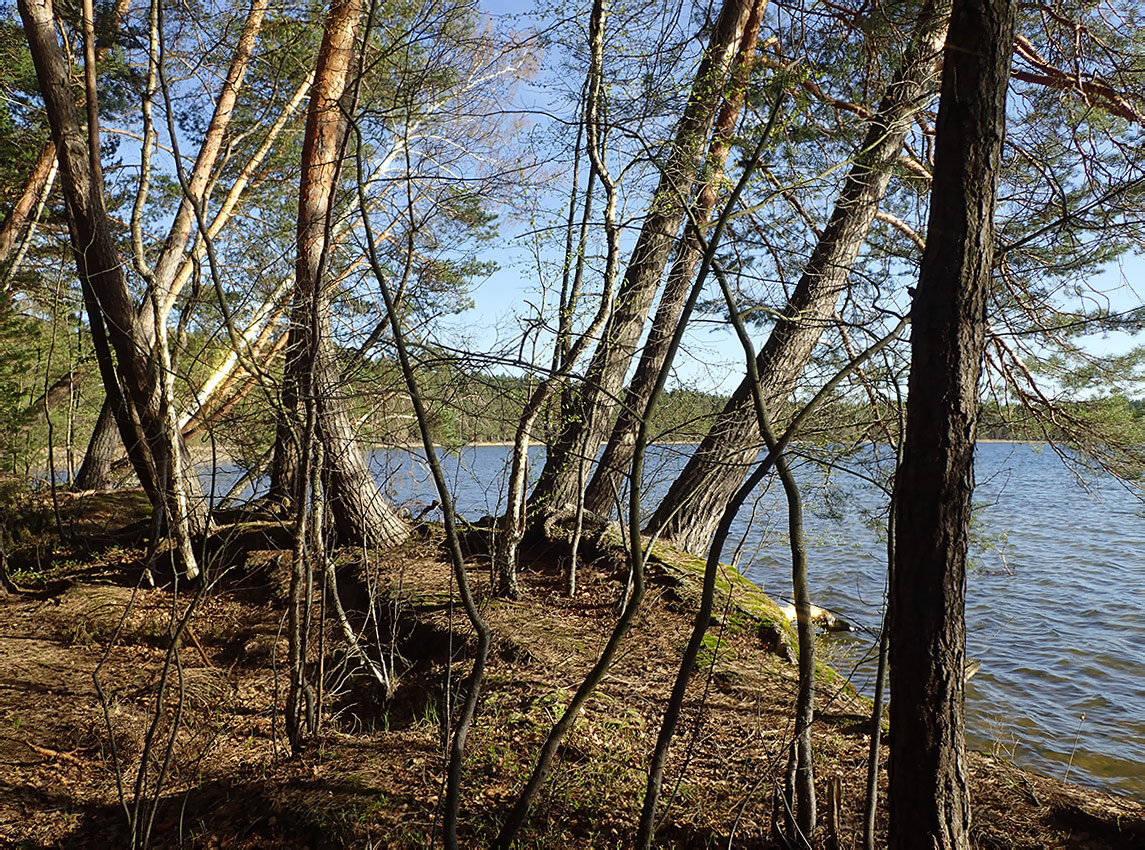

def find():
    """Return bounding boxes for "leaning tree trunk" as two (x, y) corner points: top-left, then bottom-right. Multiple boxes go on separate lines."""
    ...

(274, 0), (407, 548)
(20, 370), (80, 432)
(35, 0), (149, 492)
(888, 0), (1014, 844)
(0, 0), (130, 271)
(79, 0), (284, 497)
(528, 0), (760, 515)
(19, 0), (207, 544)
(0, 142), (57, 272)
(582, 0), (766, 517)
(493, 20), (624, 598)
(645, 0), (950, 554)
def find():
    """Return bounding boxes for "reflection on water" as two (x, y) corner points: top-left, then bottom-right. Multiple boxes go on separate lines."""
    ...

(202, 441), (1145, 800)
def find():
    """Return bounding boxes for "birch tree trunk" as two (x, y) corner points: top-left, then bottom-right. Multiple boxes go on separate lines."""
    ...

(78, 8), (307, 491)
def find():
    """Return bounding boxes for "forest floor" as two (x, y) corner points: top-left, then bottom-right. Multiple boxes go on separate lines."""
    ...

(1, 488), (1144, 849)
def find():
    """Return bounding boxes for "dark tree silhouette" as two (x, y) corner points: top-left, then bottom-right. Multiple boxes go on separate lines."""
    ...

(888, 0), (1016, 844)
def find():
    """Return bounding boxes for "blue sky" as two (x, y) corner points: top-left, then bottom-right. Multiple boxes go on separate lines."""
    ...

(445, 0), (1145, 398)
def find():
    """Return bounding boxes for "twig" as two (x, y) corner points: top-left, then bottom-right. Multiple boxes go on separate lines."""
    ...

(25, 740), (85, 766)
(1064, 713), (1085, 781)
(183, 624), (214, 668)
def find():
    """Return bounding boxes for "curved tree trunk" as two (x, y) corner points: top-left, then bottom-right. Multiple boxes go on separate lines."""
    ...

(0, 0), (129, 273)
(888, 0), (1014, 844)
(19, 0), (207, 548)
(494, 35), (623, 598)
(80, 0), (280, 502)
(645, 0), (950, 554)
(528, 0), (760, 515)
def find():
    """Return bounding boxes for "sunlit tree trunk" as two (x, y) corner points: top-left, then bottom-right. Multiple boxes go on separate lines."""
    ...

(646, 0), (950, 554)
(19, 0), (206, 549)
(529, 0), (760, 515)
(0, 142), (56, 271)
(79, 20), (309, 492)
(273, 0), (408, 547)
(582, 0), (767, 517)
(0, 0), (129, 274)
(888, 0), (1015, 843)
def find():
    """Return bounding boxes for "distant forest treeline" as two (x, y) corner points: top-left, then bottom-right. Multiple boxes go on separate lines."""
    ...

(344, 369), (732, 447)
(5, 324), (1144, 476)
(0, 332), (733, 473)
(800, 393), (1145, 449)
(332, 363), (1145, 453)
(433, 379), (1145, 448)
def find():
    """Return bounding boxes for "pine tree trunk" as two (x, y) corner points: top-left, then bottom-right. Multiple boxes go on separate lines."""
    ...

(19, 0), (208, 542)
(74, 398), (119, 490)
(529, 0), (760, 515)
(273, 0), (407, 548)
(645, 0), (950, 554)
(269, 326), (304, 504)
(318, 351), (409, 546)
(0, 142), (56, 268)
(888, 0), (1014, 843)
(582, 0), (767, 517)
(0, 0), (129, 271)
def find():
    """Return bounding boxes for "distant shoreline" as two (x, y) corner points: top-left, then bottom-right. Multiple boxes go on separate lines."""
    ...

(376, 437), (1041, 450)
(184, 437), (1041, 468)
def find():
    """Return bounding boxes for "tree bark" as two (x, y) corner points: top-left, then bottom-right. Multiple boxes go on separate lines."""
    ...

(19, 0), (208, 543)
(582, 0), (767, 517)
(0, 142), (57, 270)
(529, 0), (760, 514)
(20, 370), (80, 429)
(0, 0), (129, 273)
(273, 0), (408, 547)
(888, 0), (1015, 844)
(80, 0), (287, 494)
(645, 0), (950, 554)
(74, 399), (119, 490)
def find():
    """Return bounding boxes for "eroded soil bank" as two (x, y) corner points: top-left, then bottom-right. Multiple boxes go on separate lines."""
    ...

(1, 489), (1143, 848)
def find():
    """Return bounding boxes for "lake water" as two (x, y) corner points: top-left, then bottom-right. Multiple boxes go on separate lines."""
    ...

(212, 441), (1145, 800)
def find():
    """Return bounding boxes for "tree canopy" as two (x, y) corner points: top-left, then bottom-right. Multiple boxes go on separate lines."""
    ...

(3, 0), (1145, 845)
